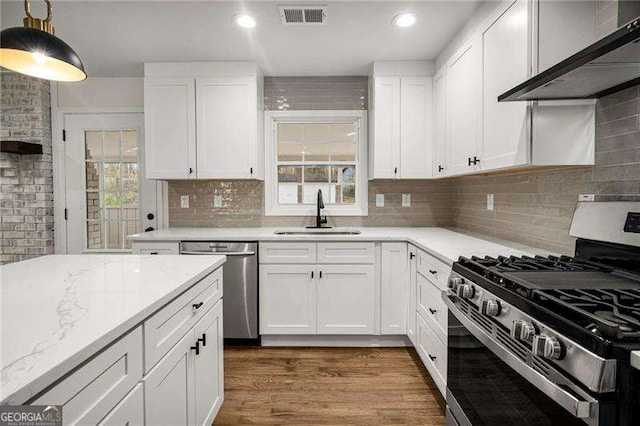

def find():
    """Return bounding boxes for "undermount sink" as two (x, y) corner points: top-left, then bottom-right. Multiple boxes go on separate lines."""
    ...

(274, 229), (361, 236)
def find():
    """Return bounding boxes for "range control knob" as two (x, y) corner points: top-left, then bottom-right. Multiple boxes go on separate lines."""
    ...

(532, 335), (564, 360)
(481, 299), (502, 316)
(511, 320), (536, 341)
(456, 283), (475, 299)
(448, 277), (465, 292)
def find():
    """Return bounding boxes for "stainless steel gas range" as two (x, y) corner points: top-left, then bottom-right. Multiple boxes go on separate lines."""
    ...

(443, 202), (640, 426)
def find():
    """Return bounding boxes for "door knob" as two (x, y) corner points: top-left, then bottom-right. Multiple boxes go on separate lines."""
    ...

(147, 213), (155, 220)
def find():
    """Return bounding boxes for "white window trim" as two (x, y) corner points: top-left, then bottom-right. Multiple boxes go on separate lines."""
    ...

(264, 110), (368, 217)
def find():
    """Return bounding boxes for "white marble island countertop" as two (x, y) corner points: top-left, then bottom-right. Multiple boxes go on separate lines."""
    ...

(0, 254), (225, 405)
(128, 227), (553, 265)
(632, 351), (640, 371)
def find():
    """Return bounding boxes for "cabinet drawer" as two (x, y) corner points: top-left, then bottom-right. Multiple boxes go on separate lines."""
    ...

(317, 242), (375, 264)
(132, 242), (179, 255)
(417, 249), (451, 290)
(144, 268), (222, 372)
(98, 383), (144, 426)
(416, 312), (447, 397)
(33, 327), (143, 425)
(416, 274), (447, 344)
(259, 242), (317, 264)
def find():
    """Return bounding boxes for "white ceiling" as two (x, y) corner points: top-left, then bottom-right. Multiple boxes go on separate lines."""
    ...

(0, 0), (481, 77)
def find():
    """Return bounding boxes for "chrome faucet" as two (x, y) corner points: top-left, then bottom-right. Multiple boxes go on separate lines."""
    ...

(308, 189), (330, 229)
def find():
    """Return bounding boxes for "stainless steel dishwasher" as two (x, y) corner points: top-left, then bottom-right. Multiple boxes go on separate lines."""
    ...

(180, 241), (258, 339)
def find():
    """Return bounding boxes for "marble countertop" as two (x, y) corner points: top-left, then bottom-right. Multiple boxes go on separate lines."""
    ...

(128, 227), (554, 265)
(632, 352), (640, 371)
(0, 254), (225, 405)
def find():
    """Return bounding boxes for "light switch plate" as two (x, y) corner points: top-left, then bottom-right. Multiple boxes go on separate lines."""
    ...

(214, 195), (223, 208)
(180, 195), (189, 209)
(579, 194), (595, 202)
(402, 194), (411, 207)
(376, 194), (385, 207)
(487, 194), (494, 211)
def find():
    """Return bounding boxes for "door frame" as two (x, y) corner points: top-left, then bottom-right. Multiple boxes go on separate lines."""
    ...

(51, 85), (167, 254)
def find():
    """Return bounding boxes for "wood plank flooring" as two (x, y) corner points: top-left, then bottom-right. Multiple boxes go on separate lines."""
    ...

(214, 346), (446, 425)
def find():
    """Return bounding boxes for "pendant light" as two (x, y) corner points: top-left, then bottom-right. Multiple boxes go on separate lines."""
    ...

(0, 0), (86, 82)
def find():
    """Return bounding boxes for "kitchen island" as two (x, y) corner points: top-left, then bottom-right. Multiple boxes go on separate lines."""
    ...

(0, 254), (225, 425)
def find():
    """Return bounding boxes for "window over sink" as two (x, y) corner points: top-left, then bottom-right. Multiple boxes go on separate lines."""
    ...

(265, 111), (368, 216)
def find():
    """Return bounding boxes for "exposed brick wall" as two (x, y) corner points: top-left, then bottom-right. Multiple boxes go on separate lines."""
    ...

(451, 85), (640, 255)
(0, 72), (54, 264)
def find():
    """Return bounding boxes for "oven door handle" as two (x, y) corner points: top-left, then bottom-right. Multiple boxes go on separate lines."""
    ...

(181, 250), (255, 256)
(443, 293), (597, 421)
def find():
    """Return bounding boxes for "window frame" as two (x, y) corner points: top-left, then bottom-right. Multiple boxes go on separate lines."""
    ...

(264, 110), (368, 217)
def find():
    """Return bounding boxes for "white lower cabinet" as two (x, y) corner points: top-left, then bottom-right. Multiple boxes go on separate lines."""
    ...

(416, 312), (447, 397)
(98, 383), (144, 426)
(145, 301), (224, 426)
(317, 264), (375, 334)
(380, 243), (408, 334)
(259, 264), (317, 334)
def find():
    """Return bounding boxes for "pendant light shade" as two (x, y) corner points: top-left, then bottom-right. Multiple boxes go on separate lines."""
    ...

(0, 0), (86, 82)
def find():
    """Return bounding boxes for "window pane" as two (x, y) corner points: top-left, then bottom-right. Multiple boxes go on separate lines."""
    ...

(104, 131), (121, 161)
(104, 163), (121, 193)
(278, 123), (303, 142)
(125, 221), (138, 249)
(331, 142), (356, 161)
(330, 124), (356, 143)
(303, 184), (331, 204)
(87, 221), (103, 249)
(85, 131), (102, 160)
(122, 131), (138, 162)
(86, 162), (101, 191)
(278, 166), (302, 183)
(278, 184), (300, 204)
(278, 142), (303, 161)
(304, 143), (330, 161)
(304, 166), (329, 183)
(104, 193), (122, 211)
(122, 163), (138, 207)
(106, 221), (122, 249)
(342, 185), (356, 204)
(304, 124), (329, 142)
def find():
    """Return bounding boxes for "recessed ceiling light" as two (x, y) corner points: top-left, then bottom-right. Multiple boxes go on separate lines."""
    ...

(235, 14), (256, 29)
(393, 13), (416, 28)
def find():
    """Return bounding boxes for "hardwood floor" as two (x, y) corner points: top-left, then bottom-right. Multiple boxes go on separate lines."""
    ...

(214, 346), (446, 425)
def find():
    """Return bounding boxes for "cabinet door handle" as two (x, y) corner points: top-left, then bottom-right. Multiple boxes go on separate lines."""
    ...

(438, 165), (444, 172)
(394, 167), (398, 175)
(468, 157), (473, 166)
(319, 270), (323, 279)
(192, 302), (204, 310)
(429, 269), (437, 275)
(191, 341), (200, 355)
(409, 252), (415, 260)
(473, 156), (480, 165)
(250, 167), (253, 174)
(198, 333), (206, 347)
(311, 271), (314, 279)
(429, 308), (437, 315)
(189, 167), (194, 174)
(149, 252), (159, 255)
(428, 354), (437, 361)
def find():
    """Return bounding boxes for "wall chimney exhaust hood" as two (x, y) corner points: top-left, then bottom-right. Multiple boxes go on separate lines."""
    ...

(499, 17), (640, 102)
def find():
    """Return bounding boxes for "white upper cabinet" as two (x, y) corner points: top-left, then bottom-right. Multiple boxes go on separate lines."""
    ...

(445, 35), (482, 176)
(481, 0), (530, 171)
(196, 77), (258, 179)
(369, 63), (434, 179)
(144, 62), (264, 180)
(144, 78), (196, 179)
(433, 68), (446, 177)
(400, 78), (434, 178)
(369, 77), (401, 179)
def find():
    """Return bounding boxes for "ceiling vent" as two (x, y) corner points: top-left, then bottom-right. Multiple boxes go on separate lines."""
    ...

(279, 5), (327, 25)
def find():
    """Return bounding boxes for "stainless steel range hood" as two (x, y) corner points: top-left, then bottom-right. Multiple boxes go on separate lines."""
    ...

(499, 17), (640, 102)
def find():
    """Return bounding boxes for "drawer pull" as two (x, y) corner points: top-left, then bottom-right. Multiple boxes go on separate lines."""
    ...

(409, 252), (415, 260)
(428, 354), (437, 361)
(429, 269), (437, 275)
(192, 302), (204, 310)
(429, 308), (437, 315)
(150, 252), (159, 255)
(198, 333), (206, 347)
(191, 341), (200, 355)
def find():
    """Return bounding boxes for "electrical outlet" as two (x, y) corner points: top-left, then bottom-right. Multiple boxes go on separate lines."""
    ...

(214, 195), (223, 208)
(579, 194), (595, 202)
(402, 194), (411, 207)
(487, 194), (494, 211)
(376, 194), (385, 207)
(180, 195), (189, 208)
